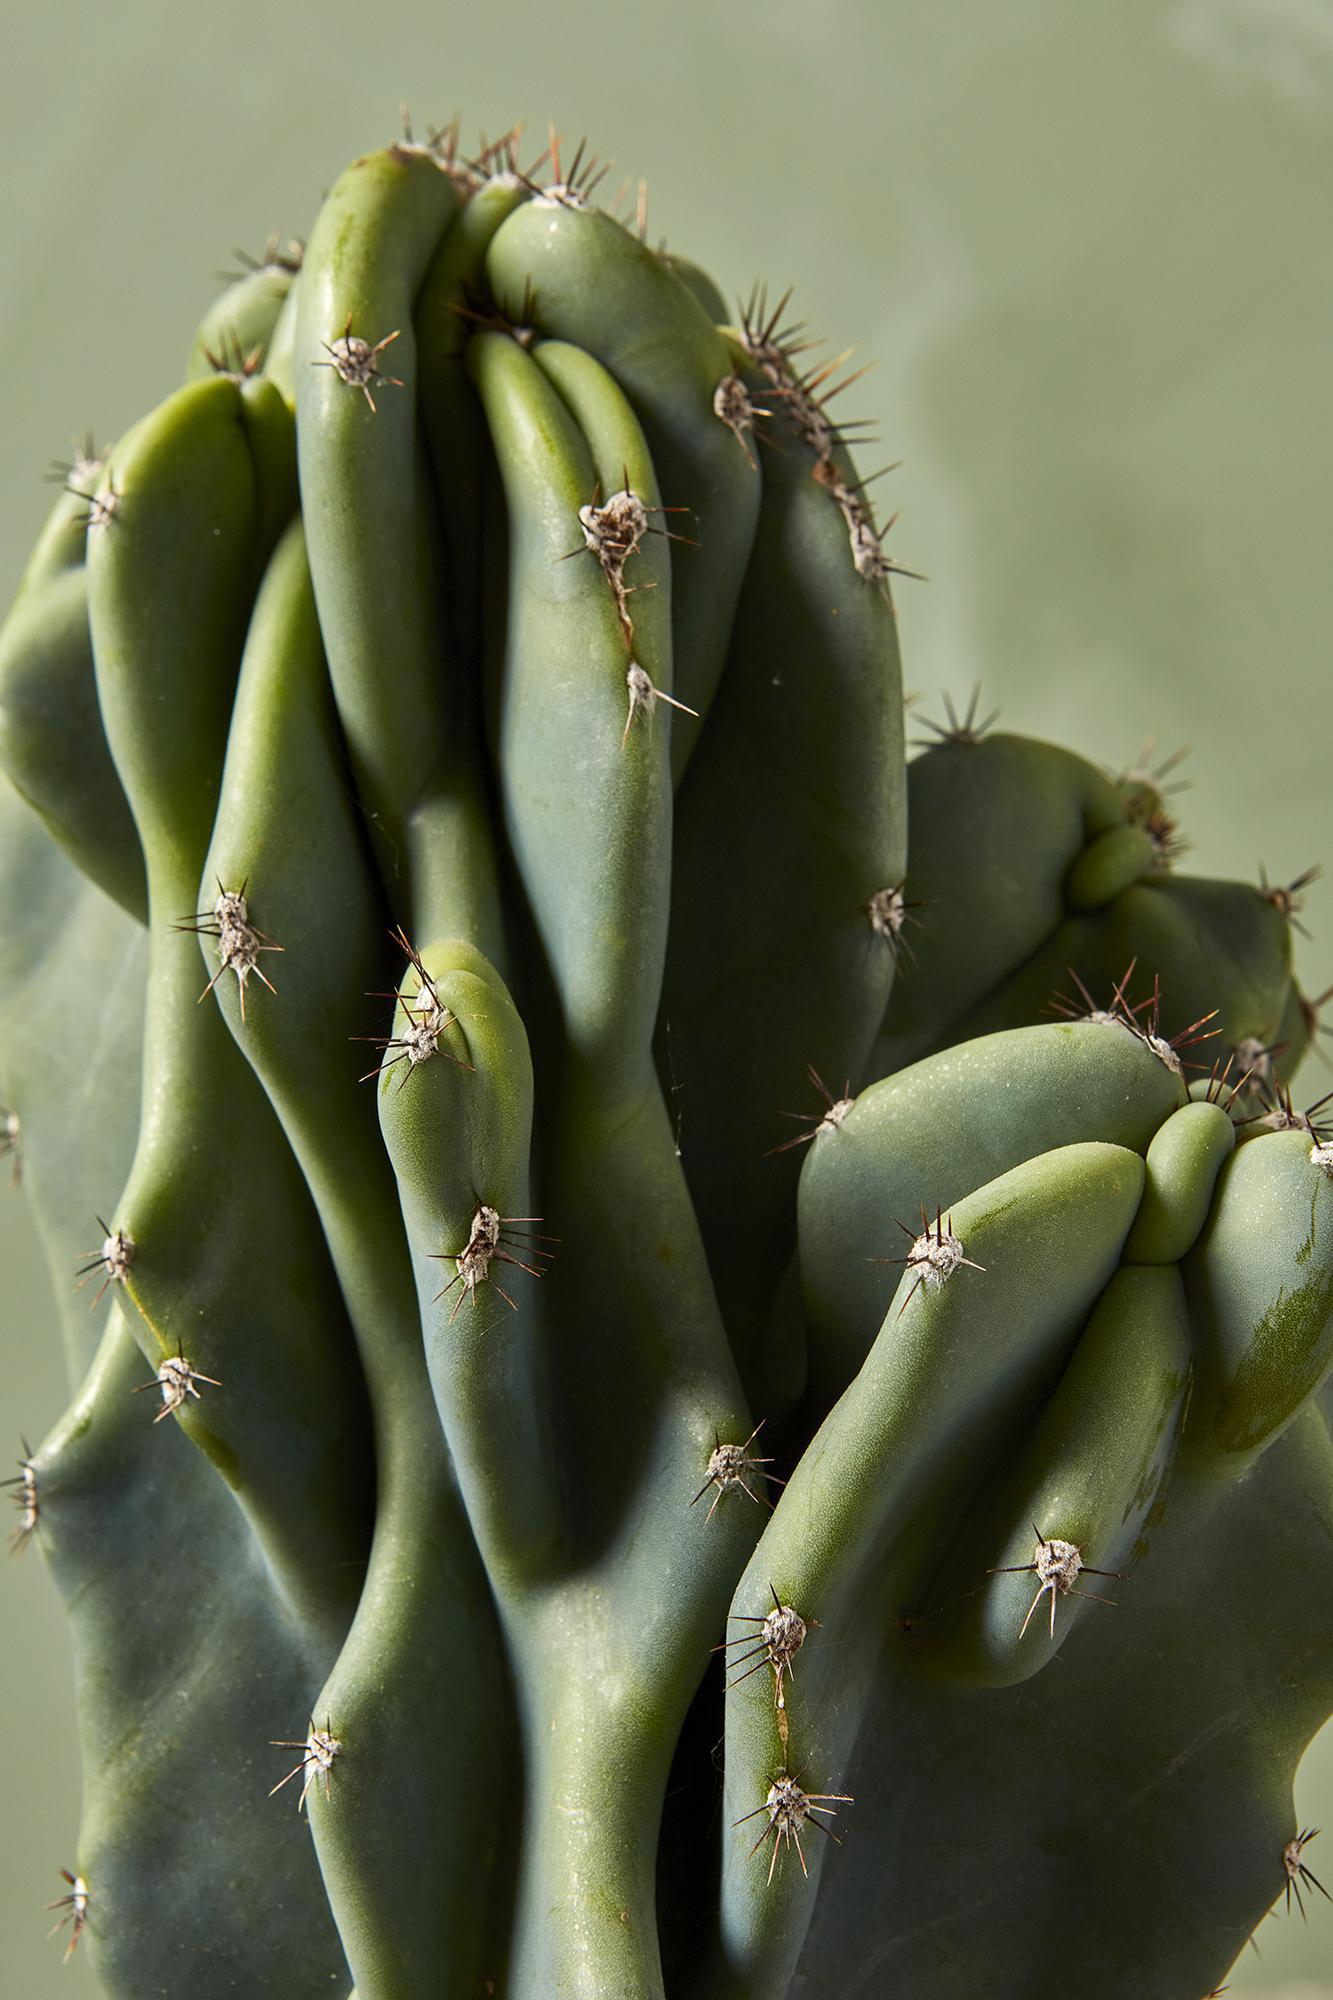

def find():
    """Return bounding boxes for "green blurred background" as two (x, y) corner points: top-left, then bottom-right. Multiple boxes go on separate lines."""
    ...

(2, 0), (1331, 1991)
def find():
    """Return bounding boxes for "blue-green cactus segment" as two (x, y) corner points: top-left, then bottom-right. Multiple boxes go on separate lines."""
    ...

(13, 434), (109, 598)
(721, 1142), (1146, 1988)
(797, 1018), (1184, 1403)
(87, 374), (372, 1638)
(414, 171), (528, 681)
(661, 341), (905, 1405)
(791, 1398), (1333, 1999)
(1123, 1097), (1236, 1264)
(200, 517), (512, 1995)
(874, 732), (1129, 1072)
(0, 779), (348, 1995)
(926, 1260), (1191, 1685)
(485, 196), (762, 773)
(294, 143), (505, 958)
(873, 728), (1299, 1086)
(0, 563), (146, 920)
(1188, 1128), (1333, 1461)
(470, 327), (672, 1097)
(185, 245), (299, 382)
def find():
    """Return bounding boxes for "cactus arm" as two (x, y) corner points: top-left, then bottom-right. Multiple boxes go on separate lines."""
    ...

(0, 782), (144, 1386)
(201, 516), (512, 1997)
(874, 733), (1130, 1074)
(469, 329), (671, 1093)
(1124, 1098), (1236, 1264)
(87, 376), (372, 1638)
(185, 259), (296, 381)
(660, 354), (906, 1404)
(927, 1260), (1192, 1685)
(1188, 1128), (1333, 1461)
(939, 873), (1294, 1070)
(660, 251), (729, 324)
(36, 1317), (354, 1998)
(12, 437), (112, 599)
(376, 937), (556, 1588)
(0, 781), (349, 1996)
(413, 172), (529, 732)
(295, 146), (505, 958)
(797, 1020), (1186, 1403)
(265, 270), (301, 404)
(719, 1142), (1146, 1988)
(792, 1399), (1333, 2000)
(485, 199), (762, 773)
(0, 564), (147, 919)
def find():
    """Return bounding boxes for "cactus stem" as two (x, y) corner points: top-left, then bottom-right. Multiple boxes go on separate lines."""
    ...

(269, 1720), (342, 1813)
(45, 1869), (89, 1962)
(313, 315), (404, 414)
(734, 1773), (853, 1884)
(74, 1217), (135, 1306)
(1, 1104), (20, 1187)
(622, 662), (699, 747)
(1259, 863), (1322, 940)
(429, 1207), (556, 1319)
(990, 1529), (1122, 1642)
(766, 1065), (853, 1157)
(2, 1438), (37, 1556)
(1282, 1828), (1330, 1921)
(691, 1424), (783, 1523)
(871, 1206), (984, 1317)
(132, 1347), (222, 1424)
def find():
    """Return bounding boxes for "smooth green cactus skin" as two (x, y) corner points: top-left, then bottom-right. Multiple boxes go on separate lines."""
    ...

(3, 130), (1331, 2000)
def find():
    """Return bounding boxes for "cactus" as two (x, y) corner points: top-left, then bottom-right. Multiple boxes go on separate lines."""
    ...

(1, 121), (1331, 2000)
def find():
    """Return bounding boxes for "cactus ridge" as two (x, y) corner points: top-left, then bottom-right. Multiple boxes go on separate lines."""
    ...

(0, 119), (1330, 2000)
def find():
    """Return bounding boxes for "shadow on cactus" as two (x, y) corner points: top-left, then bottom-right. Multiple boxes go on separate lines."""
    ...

(0, 117), (1330, 2000)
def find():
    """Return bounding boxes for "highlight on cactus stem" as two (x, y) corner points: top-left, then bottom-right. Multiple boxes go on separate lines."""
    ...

(0, 111), (1330, 2000)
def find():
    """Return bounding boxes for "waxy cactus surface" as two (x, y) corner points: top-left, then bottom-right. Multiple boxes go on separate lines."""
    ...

(1, 122), (1331, 2000)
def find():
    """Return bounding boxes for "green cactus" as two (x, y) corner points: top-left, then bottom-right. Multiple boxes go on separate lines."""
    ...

(1, 121), (1331, 2000)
